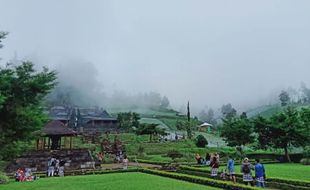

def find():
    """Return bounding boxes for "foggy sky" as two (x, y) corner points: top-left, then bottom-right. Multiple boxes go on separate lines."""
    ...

(1, 0), (310, 110)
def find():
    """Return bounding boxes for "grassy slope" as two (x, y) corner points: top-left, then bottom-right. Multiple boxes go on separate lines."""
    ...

(247, 103), (310, 118)
(246, 104), (282, 118)
(109, 107), (188, 131)
(102, 133), (228, 162)
(0, 172), (220, 190)
(139, 118), (170, 130)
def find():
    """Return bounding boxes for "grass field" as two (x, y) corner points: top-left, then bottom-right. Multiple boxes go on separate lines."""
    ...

(0, 172), (220, 190)
(264, 163), (310, 181)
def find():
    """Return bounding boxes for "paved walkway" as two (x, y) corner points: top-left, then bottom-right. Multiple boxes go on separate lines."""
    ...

(100, 162), (161, 170)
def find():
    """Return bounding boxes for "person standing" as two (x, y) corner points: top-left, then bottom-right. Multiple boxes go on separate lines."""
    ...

(195, 153), (202, 164)
(47, 158), (55, 177)
(255, 159), (266, 188)
(241, 157), (254, 186)
(205, 153), (211, 165)
(123, 155), (129, 169)
(227, 156), (236, 183)
(210, 156), (219, 177)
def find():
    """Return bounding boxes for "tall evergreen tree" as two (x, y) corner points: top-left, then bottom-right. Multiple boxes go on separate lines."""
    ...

(0, 62), (57, 159)
(186, 101), (192, 139)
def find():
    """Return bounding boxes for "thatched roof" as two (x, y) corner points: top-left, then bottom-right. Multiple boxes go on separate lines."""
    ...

(42, 120), (76, 136)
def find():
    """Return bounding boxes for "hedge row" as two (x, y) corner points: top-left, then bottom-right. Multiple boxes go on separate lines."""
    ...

(179, 165), (310, 188)
(140, 168), (258, 190)
(136, 159), (170, 165)
(246, 153), (303, 163)
(7, 168), (139, 179)
(178, 168), (310, 190)
(191, 160), (280, 168)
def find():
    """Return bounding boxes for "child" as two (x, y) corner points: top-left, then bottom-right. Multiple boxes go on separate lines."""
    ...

(220, 169), (227, 180)
(123, 155), (129, 169)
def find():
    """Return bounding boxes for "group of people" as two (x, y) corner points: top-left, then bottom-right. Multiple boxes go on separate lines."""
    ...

(96, 151), (129, 169)
(47, 157), (65, 177)
(115, 151), (129, 169)
(225, 156), (266, 188)
(195, 152), (219, 166)
(240, 157), (266, 188)
(196, 153), (266, 188)
(15, 168), (38, 182)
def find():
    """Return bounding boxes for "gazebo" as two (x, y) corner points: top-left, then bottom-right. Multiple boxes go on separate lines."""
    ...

(37, 120), (76, 150)
(199, 122), (213, 133)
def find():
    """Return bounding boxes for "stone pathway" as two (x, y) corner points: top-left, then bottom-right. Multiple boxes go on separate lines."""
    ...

(100, 162), (161, 170)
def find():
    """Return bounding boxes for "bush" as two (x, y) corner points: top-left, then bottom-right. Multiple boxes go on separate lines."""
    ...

(0, 172), (9, 184)
(167, 150), (183, 160)
(300, 158), (310, 165)
(179, 165), (310, 188)
(138, 145), (145, 156)
(303, 146), (310, 158)
(141, 168), (256, 190)
(195, 135), (208, 148)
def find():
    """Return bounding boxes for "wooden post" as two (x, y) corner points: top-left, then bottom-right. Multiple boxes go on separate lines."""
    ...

(70, 136), (72, 150)
(43, 137), (46, 150)
(48, 137), (51, 150)
(36, 139), (39, 150)
(59, 137), (61, 150)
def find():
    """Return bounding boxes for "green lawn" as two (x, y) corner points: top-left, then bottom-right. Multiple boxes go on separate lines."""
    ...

(264, 163), (310, 181)
(0, 172), (220, 190)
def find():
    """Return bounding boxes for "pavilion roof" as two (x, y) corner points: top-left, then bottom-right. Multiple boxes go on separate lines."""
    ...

(42, 120), (76, 136)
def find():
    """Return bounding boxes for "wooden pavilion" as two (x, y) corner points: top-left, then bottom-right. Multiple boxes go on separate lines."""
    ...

(37, 120), (76, 150)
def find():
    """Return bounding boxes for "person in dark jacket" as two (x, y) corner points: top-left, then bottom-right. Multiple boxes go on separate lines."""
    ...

(210, 156), (219, 177)
(241, 157), (254, 186)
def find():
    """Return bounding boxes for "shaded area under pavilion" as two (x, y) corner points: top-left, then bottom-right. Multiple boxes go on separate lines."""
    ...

(36, 120), (76, 150)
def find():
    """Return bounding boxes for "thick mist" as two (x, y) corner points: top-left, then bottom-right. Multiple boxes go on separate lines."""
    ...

(1, 0), (310, 112)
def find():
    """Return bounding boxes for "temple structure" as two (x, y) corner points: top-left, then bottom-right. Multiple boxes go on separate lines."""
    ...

(37, 120), (76, 150)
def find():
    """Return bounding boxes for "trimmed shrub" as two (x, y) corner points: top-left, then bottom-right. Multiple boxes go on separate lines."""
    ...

(300, 158), (310, 165)
(167, 150), (183, 160)
(179, 165), (310, 188)
(138, 145), (145, 156)
(195, 135), (208, 148)
(303, 146), (310, 158)
(136, 159), (169, 165)
(0, 172), (9, 184)
(141, 168), (257, 190)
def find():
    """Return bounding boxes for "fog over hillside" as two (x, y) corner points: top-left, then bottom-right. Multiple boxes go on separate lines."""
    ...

(1, 0), (310, 112)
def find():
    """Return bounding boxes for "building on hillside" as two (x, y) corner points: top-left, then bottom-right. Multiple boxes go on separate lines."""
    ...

(48, 106), (71, 125)
(198, 122), (213, 133)
(78, 108), (118, 133)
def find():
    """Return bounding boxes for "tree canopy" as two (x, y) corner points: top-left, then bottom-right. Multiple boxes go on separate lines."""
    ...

(117, 112), (140, 130)
(220, 116), (254, 147)
(0, 62), (57, 159)
(279, 90), (290, 106)
(135, 123), (167, 142)
(253, 107), (310, 162)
